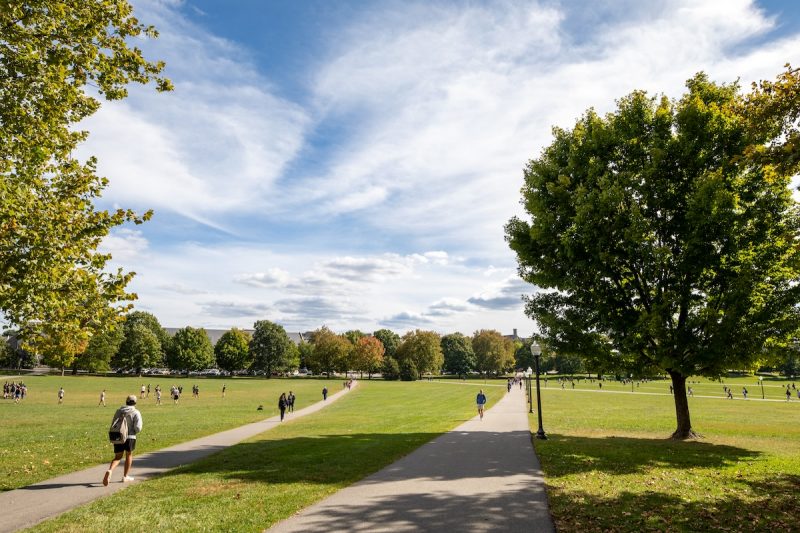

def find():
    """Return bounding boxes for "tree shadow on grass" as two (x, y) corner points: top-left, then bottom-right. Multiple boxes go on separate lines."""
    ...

(547, 474), (800, 532)
(536, 433), (762, 476)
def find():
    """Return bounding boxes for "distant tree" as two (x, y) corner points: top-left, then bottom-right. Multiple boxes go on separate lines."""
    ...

(472, 330), (515, 376)
(553, 353), (585, 375)
(166, 327), (214, 372)
(74, 325), (124, 373)
(373, 329), (401, 358)
(307, 327), (351, 376)
(382, 357), (400, 380)
(441, 333), (476, 376)
(400, 359), (419, 381)
(344, 330), (367, 344)
(396, 330), (443, 375)
(514, 339), (535, 371)
(114, 323), (161, 372)
(353, 336), (385, 378)
(249, 320), (295, 376)
(215, 328), (252, 372)
(123, 311), (170, 359)
(298, 341), (314, 370)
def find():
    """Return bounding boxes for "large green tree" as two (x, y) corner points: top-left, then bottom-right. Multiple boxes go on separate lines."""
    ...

(214, 328), (252, 372)
(73, 324), (124, 373)
(306, 327), (351, 376)
(441, 333), (476, 376)
(249, 320), (296, 376)
(113, 323), (161, 372)
(506, 71), (800, 439)
(166, 327), (214, 372)
(396, 330), (443, 375)
(0, 1), (170, 359)
(471, 330), (515, 376)
(373, 329), (400, 358)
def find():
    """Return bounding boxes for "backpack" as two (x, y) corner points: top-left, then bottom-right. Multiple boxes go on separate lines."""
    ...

(108, 408), (129, 444)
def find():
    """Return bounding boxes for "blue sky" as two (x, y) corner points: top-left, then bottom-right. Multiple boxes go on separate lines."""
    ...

(83, 0), (800, 334)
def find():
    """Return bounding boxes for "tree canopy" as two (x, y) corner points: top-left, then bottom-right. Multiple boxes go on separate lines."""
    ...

(166, 327), (214, 372)
(373, 329), (400, 358)
(441, 333), (476, 376)
(214, 328), (252, 372)
(396, 330), (443, 375)
(471, 330), (514, 376)
(0, 1), (170, 357)
(249, 320), (296, 376)
(506, 70), (800, 438)
(306, 327), (351, 376)
(352, 336), (385, 378)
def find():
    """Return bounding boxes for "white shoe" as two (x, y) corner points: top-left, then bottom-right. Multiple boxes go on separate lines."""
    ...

(122, 475), (135, 482)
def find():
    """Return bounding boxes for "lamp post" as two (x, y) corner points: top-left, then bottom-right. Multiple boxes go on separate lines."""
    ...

(525, 366), (533, 413)
(759, 376), (764, 399)
(530, 342), (547, 439)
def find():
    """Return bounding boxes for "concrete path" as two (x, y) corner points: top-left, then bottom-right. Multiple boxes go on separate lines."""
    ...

(269, 385), (554, 533)
(0, 383), (356, 533)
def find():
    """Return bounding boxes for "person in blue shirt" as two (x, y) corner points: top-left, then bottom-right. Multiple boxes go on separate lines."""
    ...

(476, 390), (487, 420)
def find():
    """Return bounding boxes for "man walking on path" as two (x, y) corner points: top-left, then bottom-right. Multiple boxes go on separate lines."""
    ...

(288, 391), (295, 412)
(278, 393), (288, 421)
(103, 395), (143, 486)
(322, 387), (328, 401)
(476, 389), (487, 420)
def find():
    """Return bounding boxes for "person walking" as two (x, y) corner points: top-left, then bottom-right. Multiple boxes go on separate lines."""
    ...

(102, 395), (143, 486)
(58, 387), (64, 404)
(99, 390), (106, 407)
(476, 389), (487, 420)
(156, 387), (162, 405)
(787, 387), (792, 401)
(222, 384), (226, 398)
(322, 387), (328, 401)
(288, 391), (295, 412)
(278, 393), (288, 421)
(742, 387), (748, 399)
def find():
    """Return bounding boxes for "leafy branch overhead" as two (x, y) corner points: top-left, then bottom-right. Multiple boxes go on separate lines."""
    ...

(0, 0), (171, 371)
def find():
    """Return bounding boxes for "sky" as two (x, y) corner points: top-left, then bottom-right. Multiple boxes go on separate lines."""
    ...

(80, 0), (800, 335)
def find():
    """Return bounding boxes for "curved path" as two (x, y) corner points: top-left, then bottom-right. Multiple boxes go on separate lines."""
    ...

(0, 383), (356, 533)
(268, 385), (554, 533)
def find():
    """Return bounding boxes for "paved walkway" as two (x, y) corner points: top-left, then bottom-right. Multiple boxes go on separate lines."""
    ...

(269, 385), (554, 532)
(0, 383), (356, 533)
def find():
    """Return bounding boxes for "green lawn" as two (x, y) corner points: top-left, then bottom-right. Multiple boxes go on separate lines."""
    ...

(28, 380), (495, 532)
(530, 376), (800, 532)
(0, 374), (341, 491)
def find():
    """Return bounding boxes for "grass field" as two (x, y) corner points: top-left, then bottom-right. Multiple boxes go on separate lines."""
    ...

(529, 375), (800, 532)
(27, 380), (496, 532)
(0, 374), (341, 491)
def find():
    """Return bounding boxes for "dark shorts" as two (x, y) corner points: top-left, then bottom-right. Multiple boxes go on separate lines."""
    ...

(113, 438), (136, 454)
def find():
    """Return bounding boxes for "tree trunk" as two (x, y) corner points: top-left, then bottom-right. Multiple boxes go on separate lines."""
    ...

(668, 370), (698, 439)
(61, 366), (65, 376)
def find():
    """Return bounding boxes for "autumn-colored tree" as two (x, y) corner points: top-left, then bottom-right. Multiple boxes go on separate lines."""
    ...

(353, 336), (385, 378)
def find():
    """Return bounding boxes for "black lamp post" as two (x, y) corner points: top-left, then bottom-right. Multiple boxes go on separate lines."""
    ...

(531, 342), (547, 440)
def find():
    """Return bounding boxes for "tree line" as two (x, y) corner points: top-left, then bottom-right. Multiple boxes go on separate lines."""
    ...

(1, 311), (527, 379)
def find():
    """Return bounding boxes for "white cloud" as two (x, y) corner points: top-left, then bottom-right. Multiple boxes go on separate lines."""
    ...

(99, 229), (149, 262)
(235, 269), (291, 288)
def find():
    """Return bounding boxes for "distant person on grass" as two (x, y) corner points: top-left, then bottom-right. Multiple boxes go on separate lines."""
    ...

(58, 387), (64, 404)
(279, 393), (288, 421)
(99, 390), (106, 407)
(288, 391), (295, 412)
(222, 384), (226, 398)
(787, 387), (792, 401)
(322, 387), (328, 401)
(103, 395), (143, 486)
(476, 390), (487, 420)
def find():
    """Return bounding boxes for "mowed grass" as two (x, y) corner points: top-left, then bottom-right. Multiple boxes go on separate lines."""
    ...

(29, 380), (496, 532)
(0, 375), (341, 491)
(531, 376), (800, 532)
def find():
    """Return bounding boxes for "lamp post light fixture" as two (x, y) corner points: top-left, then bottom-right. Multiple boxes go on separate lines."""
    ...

(530, 342), (547, 440)
(759, 376), (765, 399)
(525, 366), (533, 413)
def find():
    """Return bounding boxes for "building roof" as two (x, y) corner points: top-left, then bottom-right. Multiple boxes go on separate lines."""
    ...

(164, 328), (307, 346)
